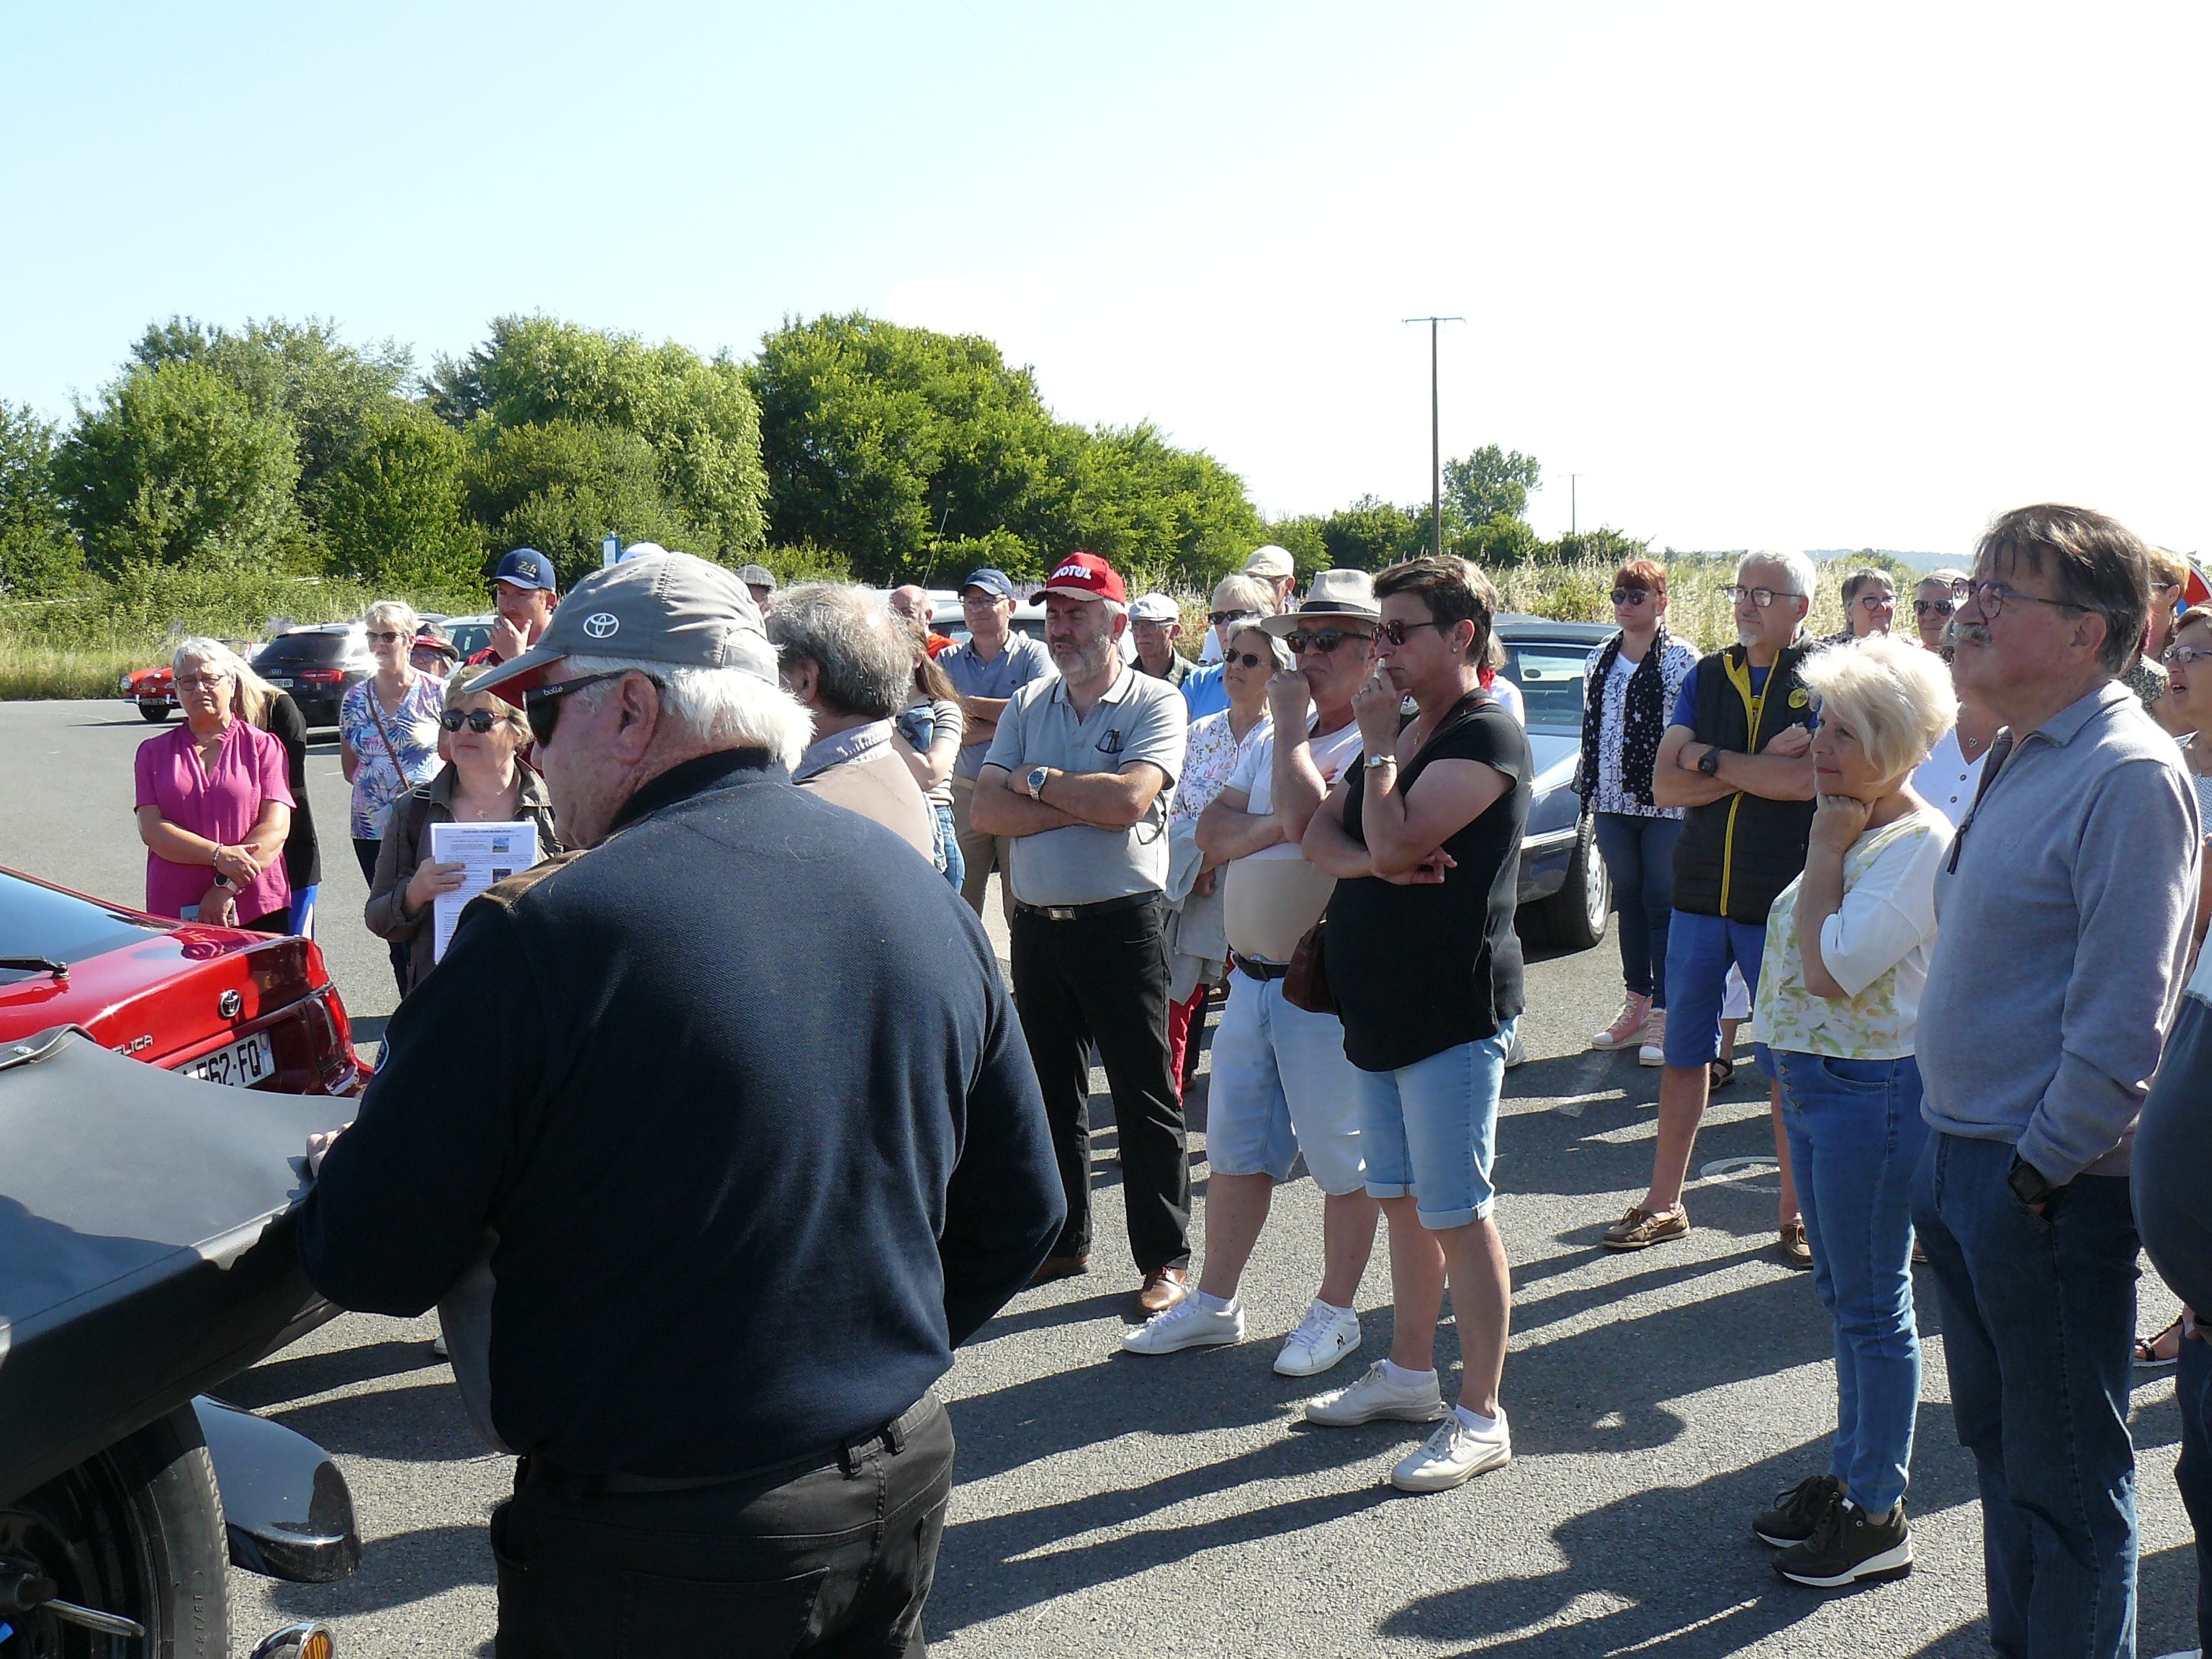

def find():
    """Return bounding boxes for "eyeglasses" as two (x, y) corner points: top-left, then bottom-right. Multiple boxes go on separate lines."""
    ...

(1208, 609), (1256, 628)
(1225, 650), (1269, 670)
(1611, 588), (1652, 606)
(441, 709), (503, 734)
(1949, 577), (2082, 618)
(1379, 618), (1455, 647)
(174, 673), (229, 690)
(1854, 593), (1896, 611)
(1721, 585), (1801, 608)
(365, 630), (405, 644)
(522, 670), (657, 747)
(1285, 627), (1372, 655)
(2163, 644), (2212, 670)
(1912, 597), (1956, 617)
(959, 593), (1004, 609)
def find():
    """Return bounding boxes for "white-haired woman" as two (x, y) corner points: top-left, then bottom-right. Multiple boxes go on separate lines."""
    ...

(133, 639), (295, 930)
(230, 655), (323, 934)
(366, 665), (559, 997)
(1747, 634), (1956, 1587)
(1181, 575), (1280, 716)
(341, 601), (446, 983)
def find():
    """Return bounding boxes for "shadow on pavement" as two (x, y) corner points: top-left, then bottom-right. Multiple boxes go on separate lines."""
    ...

(273, 1376), (491, 1463)
(270, 1522), (495, 1617)
(222, 1336), (440, 1408)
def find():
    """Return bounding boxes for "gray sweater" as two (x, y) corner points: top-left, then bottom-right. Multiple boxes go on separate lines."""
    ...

(1917, 680), (2200, 1182)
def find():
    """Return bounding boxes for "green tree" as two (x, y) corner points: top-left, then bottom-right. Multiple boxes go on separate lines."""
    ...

(320, 408), (482, 592)
(1262, 515), (1330, 578)
(55, 359), (302, 573)
(1320, 496), (1424, 570)
(433, 316), (766, 558)
(464, 419), (701, 588)
(0, 402), (83, 595)
(1444, 444), (1542, 525)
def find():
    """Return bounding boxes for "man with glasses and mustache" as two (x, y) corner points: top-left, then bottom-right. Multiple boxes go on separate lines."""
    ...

(1604, 550), (1818, 1264)
(1125, 571), (1387, 1376)
(1911, 505), (2198, 1659)
(973, 552), (1195, 1311)
(942, 567), (1056, 922)
(297, 552), (1064, 1658)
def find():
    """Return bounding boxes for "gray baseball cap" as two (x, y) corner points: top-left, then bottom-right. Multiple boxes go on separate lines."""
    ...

(471, 552), (779, 704)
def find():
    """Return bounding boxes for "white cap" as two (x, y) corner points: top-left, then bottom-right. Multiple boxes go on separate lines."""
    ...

(1243, 544), (1295, 580)
(1128, 593), (1181, 624)
(616, 541), (669, 565)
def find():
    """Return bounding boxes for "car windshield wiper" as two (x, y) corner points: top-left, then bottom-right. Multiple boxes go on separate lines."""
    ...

(0, 956), (70, 979)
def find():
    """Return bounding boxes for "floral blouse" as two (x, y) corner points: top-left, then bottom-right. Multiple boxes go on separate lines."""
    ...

(1582, 637), (1698, 817)
(1171, 709), (1268, 827)
(341, 673), (447, 840)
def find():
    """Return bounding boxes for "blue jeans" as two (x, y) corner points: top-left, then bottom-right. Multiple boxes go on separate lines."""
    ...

(1912, 1132), (2140, 1659)
(2179, 1328), (2212, 1653)
(932, 802), (964, 890)
(1774, 1051), (1928, 1516)
(1356, 1022), (1515, 1230)
(1593, 812), (1682, 1005)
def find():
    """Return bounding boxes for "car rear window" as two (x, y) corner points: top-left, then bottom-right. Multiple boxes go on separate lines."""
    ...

(0, 873), (165, 981)
(444, 622), (491, 658)
(253, 633), (354, 668)
(1501, 642), (1592, 731)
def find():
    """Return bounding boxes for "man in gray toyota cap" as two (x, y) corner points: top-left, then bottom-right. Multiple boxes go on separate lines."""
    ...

(296, 552), (1064, 1658)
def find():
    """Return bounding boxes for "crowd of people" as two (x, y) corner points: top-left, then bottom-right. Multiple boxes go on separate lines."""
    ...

(120, 515), (2211, 1658)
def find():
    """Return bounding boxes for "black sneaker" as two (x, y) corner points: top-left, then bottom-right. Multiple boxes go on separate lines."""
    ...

(1773, 1499), (1913, 1588)
(1753, 1473), (1842, 1547)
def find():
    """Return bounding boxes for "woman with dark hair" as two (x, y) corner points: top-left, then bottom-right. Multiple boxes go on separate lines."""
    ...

(1580, 558), (1699, 1061)
(1825, 570), (1897, 644)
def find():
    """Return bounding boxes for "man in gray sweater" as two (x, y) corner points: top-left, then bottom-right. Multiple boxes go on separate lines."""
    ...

(1914, 505), (2200, 1658)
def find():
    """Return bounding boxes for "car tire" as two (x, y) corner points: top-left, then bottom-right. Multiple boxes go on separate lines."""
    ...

(0, 1405), (231, 1657)
(1539, 814), (1609, 952)
(138, 703), (174, 723)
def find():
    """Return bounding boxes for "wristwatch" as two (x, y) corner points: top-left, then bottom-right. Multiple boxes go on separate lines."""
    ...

(211, 868), (235, 891)
(1364, 752), (1395, 770)
(2006, 1152), (2067, 1209)
(1025, 765), (1051, 801)
(1696, 747), (1722, 777)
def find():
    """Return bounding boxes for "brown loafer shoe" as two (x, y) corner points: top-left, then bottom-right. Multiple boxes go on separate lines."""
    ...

(1602, 1204), (1690, 1251)
(1138, 1266), (1189, 1313)
(1779, 1218), (1813, 1271)
(1028, 1253), (1090, 1287)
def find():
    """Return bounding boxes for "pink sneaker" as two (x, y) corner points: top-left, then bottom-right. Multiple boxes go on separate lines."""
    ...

(1591, 992), (1651, 1051)
(1637, 1007), (1668, 1067)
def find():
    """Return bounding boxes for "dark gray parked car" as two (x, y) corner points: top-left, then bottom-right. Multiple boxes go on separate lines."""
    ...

(1496, 616), (1611, 952)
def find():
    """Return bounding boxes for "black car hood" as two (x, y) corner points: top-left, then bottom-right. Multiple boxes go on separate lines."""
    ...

(0, 1028), (354, 1504)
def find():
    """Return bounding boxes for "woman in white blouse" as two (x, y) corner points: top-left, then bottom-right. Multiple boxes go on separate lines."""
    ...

(1747, 635), (1957, 1588)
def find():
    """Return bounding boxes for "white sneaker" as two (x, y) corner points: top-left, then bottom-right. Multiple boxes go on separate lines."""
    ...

(1303, 1361), (1447, 1426)
(1503, 1028), (1528, 1069)
(1636, 1007), (1667, 1067)
(1274, 1301), (1361, 1377)
(432, 1331), (449, 1358)
(1390, 1408), (1513, 1492)
(1121, 1294), (1244, 1355)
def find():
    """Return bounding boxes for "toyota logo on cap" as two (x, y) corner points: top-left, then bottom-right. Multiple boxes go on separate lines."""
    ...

(582, 612), (620, 639)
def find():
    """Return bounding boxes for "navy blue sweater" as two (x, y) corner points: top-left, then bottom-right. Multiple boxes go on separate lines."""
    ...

(297, 750), (1063, 1477)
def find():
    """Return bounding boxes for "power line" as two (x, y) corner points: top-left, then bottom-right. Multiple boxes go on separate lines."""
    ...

(1403, 317), (1465, 559)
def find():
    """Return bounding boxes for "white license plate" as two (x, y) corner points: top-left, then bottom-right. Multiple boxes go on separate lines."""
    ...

(183, 1030), (276, 1089)
(268, 676), (295, 688)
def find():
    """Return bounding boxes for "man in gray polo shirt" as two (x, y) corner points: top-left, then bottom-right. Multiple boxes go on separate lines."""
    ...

(974, 552), (1192, 1312)
(943, 567), (1056, 922)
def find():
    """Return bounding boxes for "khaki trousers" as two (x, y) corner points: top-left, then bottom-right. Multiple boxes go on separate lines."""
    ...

(950, 773), (1015, 925)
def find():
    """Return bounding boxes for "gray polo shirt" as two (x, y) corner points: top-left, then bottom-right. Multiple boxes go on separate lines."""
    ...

(942, 632), (1056, 780)
(981, 665), (1188, 907)
(1917, 680), (2200, 1182)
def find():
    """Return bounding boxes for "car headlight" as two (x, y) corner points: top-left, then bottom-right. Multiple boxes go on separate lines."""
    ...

(120, 673), (135, 691)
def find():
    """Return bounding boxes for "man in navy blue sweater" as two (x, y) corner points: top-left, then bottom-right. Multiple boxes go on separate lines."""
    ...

(297, 552), (1063, 1658)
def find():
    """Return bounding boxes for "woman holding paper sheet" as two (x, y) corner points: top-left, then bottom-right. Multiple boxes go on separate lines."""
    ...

(366, 665), (560, 996)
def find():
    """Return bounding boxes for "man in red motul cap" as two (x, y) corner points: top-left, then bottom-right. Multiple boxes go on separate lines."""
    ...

(971, 551), (1198, 1313)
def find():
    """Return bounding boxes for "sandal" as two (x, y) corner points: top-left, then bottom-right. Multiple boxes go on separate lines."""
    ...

(2136, 1314), (2185, 1367)
(1708, 1056), (1737, 1091)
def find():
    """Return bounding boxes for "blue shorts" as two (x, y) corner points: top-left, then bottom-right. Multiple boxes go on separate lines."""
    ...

(1662, 910), (1776, 1077)
(1356, 1021), (1516, 1229)
(1207, 973), (1367, 1195)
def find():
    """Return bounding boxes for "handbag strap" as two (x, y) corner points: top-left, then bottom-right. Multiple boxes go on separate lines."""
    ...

(364, 675), (412, 777)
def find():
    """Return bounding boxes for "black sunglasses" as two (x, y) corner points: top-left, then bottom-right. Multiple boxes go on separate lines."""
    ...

(1284, 627), (1371, 655)
(365, 630), (405, 644)
(1379, 618), (1455, 647)
(1912, 597), (1956, 617)
(1225, 649), (1270, 670)
(441, 709), (503, 734)
(522, 670), (656, 747)
(1611, 588), (1651, 606)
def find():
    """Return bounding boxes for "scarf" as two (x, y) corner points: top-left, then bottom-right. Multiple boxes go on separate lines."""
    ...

(1577, 626), (1672, 808)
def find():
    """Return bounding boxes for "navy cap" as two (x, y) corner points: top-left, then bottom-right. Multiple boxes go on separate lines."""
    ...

(494, 547), (559, 593)
(959, 568), (1015, 601)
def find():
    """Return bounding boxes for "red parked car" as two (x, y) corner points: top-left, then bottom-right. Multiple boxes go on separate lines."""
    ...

(118, 662), (177, 721)
(0, 866), (362, 1097)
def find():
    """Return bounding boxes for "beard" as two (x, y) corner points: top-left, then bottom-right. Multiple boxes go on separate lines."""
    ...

(1051, 633), (1116, 680)
(1736, 625), (1763, 649)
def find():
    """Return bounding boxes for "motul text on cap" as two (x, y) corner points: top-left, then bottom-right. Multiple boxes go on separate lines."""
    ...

(1039, 552), (1127, 606)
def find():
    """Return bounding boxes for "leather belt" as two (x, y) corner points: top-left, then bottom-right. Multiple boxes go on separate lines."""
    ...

(1012, 891), (1157, 923)
(1237, 957), (1290, 981)
(521, 1395), (934, 1496)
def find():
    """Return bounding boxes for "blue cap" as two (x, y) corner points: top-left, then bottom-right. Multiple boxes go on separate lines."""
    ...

(494, 547), (559, 593)
(959, 568), (1015, 601)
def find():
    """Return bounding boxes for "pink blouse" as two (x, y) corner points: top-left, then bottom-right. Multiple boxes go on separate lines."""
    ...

(134, 721), (297, 923)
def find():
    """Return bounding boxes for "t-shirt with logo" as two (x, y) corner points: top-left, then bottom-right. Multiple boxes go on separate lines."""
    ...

(1220, 719), (1364, 963)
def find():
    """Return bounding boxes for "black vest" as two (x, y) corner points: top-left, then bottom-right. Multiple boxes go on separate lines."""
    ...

(1671, 642), (1818, 922)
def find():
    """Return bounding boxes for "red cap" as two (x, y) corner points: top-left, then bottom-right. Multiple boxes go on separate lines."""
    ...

(1039, 551), (1127, 606)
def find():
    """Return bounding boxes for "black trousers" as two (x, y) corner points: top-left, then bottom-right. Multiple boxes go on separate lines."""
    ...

(1009, 894), (1191, 1274)
(353, 836), (410, 997)
(492, 1394), (954, 1658)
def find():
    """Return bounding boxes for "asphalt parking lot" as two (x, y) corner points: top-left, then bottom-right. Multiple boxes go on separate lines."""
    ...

(2, 697), (2196, 1658)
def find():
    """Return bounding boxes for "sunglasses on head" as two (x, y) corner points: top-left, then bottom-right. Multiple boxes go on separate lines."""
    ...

(440, 709), (503, 734)
(1284, 626), (1371, 655)
(522, 669), (658, 748)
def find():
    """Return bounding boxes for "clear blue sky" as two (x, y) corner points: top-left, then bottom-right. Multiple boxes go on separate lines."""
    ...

(4, 1), (2206, 555)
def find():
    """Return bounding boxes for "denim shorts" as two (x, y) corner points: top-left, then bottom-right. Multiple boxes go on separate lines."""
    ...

(1662, 910), (1775, 1077)
(1354, 1021), (1516, 1229)
(1206, 972), (1367, 1195)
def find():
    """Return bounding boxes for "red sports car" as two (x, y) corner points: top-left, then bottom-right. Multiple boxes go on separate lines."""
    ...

(119, 662), (177, 721)
(0, 866), (362, 1096)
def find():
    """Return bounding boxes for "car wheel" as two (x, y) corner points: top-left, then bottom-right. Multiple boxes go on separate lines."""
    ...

(138, 703), (174, 723)
(0, 1405), (231, 1657)
(1539, 814), (1609, 952)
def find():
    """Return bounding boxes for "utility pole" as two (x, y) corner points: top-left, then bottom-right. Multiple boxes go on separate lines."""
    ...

(1404, 316), (1464, 558)
(1569, 474), (1582, 538)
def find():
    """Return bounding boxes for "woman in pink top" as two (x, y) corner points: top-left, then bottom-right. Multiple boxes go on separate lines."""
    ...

(134, 637), (296, 930)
